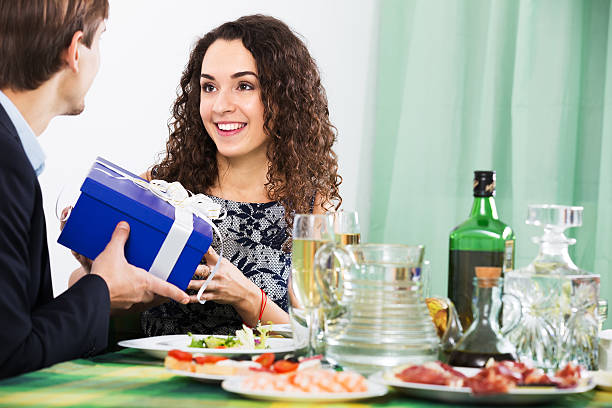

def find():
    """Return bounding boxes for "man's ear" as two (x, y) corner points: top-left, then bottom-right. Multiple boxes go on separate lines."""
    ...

(64, 31), (84, 73)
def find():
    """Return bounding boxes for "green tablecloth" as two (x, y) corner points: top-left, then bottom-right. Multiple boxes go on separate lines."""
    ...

(0, 349), (610, 407)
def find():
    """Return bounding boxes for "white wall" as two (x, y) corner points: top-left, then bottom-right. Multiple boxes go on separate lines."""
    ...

(40, 0), (379, 296)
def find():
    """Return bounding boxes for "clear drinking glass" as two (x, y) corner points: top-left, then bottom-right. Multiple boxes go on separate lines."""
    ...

(332, 210), (360, 245)
(55, 173), (87, 223)
(327, 210), (361, 298)
(290, 213), (334, 356)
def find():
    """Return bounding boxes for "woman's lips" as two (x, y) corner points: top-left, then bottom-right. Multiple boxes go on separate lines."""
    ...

(216, 122), (246, 137)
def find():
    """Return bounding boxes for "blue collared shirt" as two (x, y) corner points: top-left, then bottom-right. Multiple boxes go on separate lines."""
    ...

(0, 90), (45, 176)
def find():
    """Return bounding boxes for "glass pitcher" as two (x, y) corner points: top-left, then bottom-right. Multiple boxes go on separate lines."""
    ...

(314, 243), (439, 374)
(448, 274), (521, 367)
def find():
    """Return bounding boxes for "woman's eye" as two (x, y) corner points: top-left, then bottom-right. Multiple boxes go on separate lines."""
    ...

(238, 82), (254, 91)
(202, 83), (216, 93)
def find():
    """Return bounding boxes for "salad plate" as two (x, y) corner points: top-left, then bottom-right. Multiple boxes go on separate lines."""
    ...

(369, 368), (595, 405)
(118, 334), (296, 359)
(260, 323), (292, 338)
(221, 376), (388, 402)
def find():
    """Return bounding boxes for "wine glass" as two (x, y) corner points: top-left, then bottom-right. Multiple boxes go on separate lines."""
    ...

(332, 210), (360, 245)
(55, 174), (86, 224)
(290, 213), (334, 356)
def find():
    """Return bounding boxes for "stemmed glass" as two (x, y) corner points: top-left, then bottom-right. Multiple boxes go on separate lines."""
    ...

(290, 213), (334, 356)
(331, 210), (360, 245)
(55, 174), (86, 223)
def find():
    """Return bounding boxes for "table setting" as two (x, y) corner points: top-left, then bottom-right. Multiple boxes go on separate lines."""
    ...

(1, 165), (611, 407)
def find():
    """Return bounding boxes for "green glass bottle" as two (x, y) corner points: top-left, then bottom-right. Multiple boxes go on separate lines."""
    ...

(448, 171), (515, 330)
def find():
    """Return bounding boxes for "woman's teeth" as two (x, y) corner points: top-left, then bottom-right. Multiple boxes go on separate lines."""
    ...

(218, 123), (246, 131)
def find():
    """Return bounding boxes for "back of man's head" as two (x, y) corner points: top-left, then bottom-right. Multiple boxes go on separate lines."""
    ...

(0, 0), (109, 92)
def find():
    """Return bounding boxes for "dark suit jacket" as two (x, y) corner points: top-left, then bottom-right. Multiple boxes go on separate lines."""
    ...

(0, 103), (110, 379)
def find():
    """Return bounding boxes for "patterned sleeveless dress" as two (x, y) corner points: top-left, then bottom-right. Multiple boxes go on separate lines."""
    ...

(141, 195), (291, 336)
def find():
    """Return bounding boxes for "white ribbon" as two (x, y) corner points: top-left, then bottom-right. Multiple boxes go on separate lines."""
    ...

(148, 205), (194, 282)
(93, 160), (224, 304)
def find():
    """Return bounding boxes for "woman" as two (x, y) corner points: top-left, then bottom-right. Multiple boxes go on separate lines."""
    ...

(140, 14), (342, 336)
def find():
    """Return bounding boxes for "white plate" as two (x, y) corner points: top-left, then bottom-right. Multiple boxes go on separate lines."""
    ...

(118, 334), (296, 359)
(166, 368), (241, 384)
(221, 376), (388, 402)
(261, 323), (292, 337)
(370, 368), (595, 405)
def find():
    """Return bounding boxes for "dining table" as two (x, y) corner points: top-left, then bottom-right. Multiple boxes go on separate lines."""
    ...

(0, 348), (611, 408)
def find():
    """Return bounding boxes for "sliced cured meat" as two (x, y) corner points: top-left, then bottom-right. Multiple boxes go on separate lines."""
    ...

(465, 364), (517, 394)
(393, 360), (586, 395)
(395, 362), (465, 387)
(552, 362), (584, 388)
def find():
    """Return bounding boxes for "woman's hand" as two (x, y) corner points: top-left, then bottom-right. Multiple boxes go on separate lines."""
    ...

(60, 206), (93, 272)
(187, 247), (289, 326)
(187, 247), (259, 308)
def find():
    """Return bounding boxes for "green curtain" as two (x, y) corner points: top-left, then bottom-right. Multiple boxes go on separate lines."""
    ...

(370, 0), (612, 329)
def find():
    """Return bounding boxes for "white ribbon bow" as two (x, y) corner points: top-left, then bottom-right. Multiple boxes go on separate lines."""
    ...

(94, 161), (223, 304)
(145, 180), (225, 221)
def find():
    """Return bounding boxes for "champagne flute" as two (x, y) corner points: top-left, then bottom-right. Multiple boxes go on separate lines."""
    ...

(329, 211), (360, 290)
(290, 213), (334, 356)
(55, 173), (86, 223)
(332, 210), (360, 245)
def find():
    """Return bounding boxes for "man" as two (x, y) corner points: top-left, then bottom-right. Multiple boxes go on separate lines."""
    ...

(0, 0), (189, 379)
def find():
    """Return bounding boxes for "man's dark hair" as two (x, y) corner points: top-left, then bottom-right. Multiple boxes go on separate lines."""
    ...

(0, 0), (109, 91)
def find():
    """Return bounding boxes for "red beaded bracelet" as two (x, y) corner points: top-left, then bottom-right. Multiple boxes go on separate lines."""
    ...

(258, 288), (268, 324)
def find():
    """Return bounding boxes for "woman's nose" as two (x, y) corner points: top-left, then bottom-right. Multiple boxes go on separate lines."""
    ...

(212, 89), (235, 114)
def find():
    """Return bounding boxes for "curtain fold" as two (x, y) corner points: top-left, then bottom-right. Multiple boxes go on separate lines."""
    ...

(371, 0), (611, 328)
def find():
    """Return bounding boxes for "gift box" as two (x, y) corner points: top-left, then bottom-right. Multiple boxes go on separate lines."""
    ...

(58, 157), (214, 290)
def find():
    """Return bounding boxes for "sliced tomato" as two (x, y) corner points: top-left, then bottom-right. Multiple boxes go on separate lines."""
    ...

(272, 360), (298, 373)
(215, 345), (227, 349)
(255, 353), (275, 368)
(194, 355), (228, 365)
(168, 349), (192, 362)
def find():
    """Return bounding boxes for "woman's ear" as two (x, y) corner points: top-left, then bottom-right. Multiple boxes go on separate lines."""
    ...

(63, 31), (85, 73)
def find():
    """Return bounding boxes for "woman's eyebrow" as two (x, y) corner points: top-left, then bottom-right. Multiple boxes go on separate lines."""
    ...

(231, 71), (258, 79)
(200, 71), (258, 80)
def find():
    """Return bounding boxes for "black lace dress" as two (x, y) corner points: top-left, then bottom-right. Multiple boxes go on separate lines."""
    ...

(141, 196), (291, 336)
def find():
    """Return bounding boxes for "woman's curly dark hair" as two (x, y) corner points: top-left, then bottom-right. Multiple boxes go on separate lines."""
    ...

(151, 15), (342, 245)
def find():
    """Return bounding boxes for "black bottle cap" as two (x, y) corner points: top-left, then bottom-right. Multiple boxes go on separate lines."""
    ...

(473, 171), (495, 197)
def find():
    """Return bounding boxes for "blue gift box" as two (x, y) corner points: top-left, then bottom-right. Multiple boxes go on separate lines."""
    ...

(58, 157), (213, 290)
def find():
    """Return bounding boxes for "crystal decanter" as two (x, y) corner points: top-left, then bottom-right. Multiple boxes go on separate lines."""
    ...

(503, 205), (600, 370)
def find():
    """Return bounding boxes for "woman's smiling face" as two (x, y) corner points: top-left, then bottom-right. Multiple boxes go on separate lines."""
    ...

(199, 39), (268, 160)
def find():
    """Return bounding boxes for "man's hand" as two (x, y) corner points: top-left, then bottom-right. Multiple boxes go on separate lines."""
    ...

(91, 221), (189, 310)
(68, 267), (88, 287)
